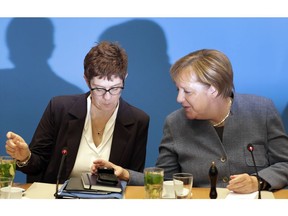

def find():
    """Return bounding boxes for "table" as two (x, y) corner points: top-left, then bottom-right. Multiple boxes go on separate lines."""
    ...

(125, 186), (288, 199)
(18, 183), (288, 199)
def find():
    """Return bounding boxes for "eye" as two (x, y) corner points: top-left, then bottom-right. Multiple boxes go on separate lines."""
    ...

(110, 87), (119, 93)
(184, 89), (192, 94)
(95, 88), (105, 92)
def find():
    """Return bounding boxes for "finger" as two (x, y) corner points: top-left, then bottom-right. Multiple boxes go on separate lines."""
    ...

(114, 168), (122, 176)
(91, 160), (109, 173)
(6, 131), (17, 139)
(6, 138), (14, 148)
(228, 179), (248, 192)
(5, 143), (15, 152)
(91, 165), (97, 173)
(93, 158), (104, 164)
(93, 159), (113, 169)
(6, 138), (26, 149)
(229, 174), (244, 185)
(15, 140), (27, 149)
(6, 139), (19, 151)
(5, 147), (15, 155)
(7, 131), (25, 143)
(227, 184), (240, 192)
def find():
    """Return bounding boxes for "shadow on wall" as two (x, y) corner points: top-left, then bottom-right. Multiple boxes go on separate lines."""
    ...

(98, 19), (180, 167)
(0, 18), (83, 182)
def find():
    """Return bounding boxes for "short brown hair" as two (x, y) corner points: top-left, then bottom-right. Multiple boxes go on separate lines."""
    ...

(84, 41), (128, 84)
(170, 49), (234, 98)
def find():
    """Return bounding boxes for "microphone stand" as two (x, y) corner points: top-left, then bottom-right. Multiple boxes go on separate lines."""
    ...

(247, 144), (261, 199)
(54, 148), (68, 199)
(54, 179), (62, 199)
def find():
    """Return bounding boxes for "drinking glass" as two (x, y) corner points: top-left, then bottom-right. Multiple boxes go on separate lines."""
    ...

(173, 173), (193, 199)
(0, 176), (13, 199)
(0, 156), (16, 180)
(144, 167), (164, 199)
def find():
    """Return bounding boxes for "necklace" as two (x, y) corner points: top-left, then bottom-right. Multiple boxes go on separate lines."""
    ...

(96, 127), (105, 135)
(212, 98), (232, 127)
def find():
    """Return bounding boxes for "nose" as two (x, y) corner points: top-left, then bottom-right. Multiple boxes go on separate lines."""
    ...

(103, 91), (112, 100)
(176, 90), (185, 104)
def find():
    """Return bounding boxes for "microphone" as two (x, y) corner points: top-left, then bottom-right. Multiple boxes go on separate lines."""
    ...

(54, 147), (68, 199)
(247, 144), (261, 199)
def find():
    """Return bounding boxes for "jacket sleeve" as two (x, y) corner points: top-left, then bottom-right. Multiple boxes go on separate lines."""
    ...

(258, 99), (288, 190)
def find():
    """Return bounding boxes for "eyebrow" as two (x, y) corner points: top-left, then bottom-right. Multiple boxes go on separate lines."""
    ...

(92, 83), (123, 88)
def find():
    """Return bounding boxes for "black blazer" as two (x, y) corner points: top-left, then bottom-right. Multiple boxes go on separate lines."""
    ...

(18, 92), (150, 183)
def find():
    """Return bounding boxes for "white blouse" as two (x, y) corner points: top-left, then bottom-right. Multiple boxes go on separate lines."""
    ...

(69, 95), (119, 178)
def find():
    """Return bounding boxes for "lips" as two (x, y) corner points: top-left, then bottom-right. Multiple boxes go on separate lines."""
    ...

(182, 105), (190, 109)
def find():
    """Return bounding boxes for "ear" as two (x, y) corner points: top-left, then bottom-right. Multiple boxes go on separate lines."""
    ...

(208, 85), (218, 97)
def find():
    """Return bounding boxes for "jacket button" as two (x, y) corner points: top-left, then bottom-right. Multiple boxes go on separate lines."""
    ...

(222, 176), (229, 183)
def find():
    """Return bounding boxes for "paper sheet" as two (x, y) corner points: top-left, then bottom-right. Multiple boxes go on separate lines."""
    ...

(225, 191), (258, 199)
(215, 188), (275, 199)
(23, 182), (58, 199)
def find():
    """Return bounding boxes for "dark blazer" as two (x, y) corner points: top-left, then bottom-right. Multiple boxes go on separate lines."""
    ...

(18, 92), (149, 183)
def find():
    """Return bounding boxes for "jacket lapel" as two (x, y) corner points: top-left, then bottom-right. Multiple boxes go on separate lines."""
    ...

(109, 98), (134, 163)
(65, 92), (89, 175)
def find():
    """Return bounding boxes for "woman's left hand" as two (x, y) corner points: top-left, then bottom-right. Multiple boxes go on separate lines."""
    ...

(226, 173), (258, 193)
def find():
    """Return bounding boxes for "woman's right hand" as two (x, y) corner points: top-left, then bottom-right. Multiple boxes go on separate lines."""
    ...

(91, 159), (130, 181)
(5, 131), (31, 162)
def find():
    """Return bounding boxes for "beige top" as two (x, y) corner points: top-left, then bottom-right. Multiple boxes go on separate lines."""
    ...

(69, 95), (119, 178)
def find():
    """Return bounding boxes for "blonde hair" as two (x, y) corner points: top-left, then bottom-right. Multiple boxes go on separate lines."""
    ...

(170, 49), (234, 98)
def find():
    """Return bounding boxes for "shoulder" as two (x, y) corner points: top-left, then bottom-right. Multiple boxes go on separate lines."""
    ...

(47, 92), (89, 112)
(50, 93), (88, 104)
(164, 108), (187, 126)
(167, 108), (185, 120)
(234, 93), (274, 106)
(233, 93), (278, 116)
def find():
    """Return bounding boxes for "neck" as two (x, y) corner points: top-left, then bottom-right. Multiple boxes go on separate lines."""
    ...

(211, 98), (232, 127)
